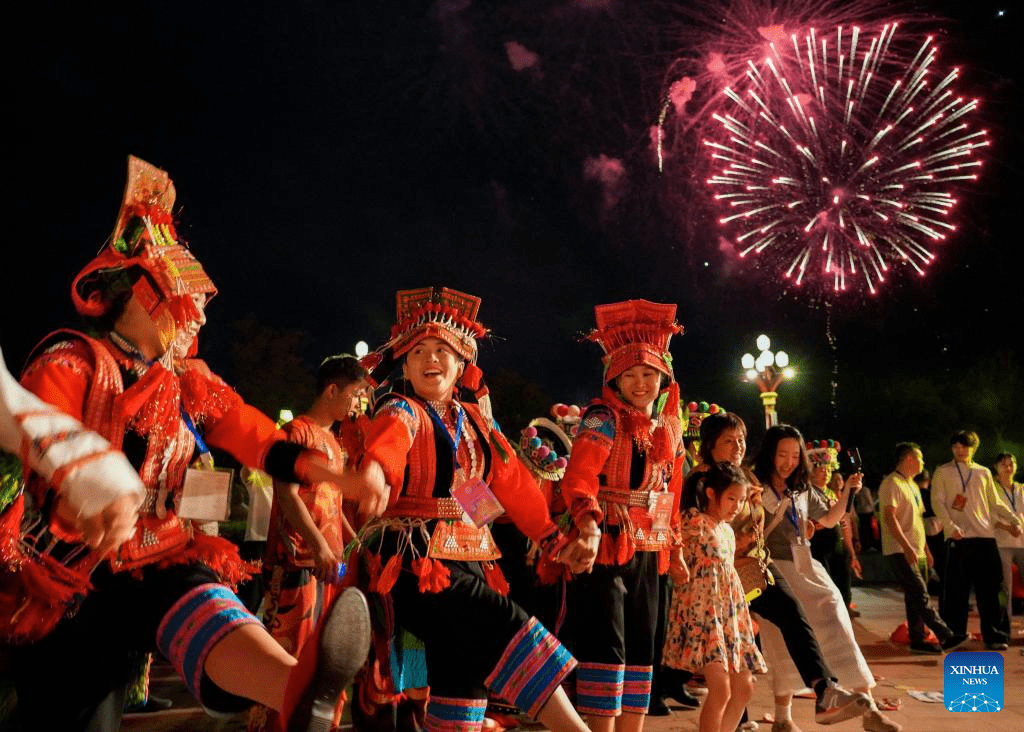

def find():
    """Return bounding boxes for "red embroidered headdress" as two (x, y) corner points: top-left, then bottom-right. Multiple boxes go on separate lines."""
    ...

(70, 156), (217, 327)
(588, 299), (683, 382)
(387, 286), (488, 361)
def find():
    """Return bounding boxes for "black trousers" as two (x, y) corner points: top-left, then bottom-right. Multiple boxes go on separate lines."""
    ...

(390, 554), (531, 700)
(811, 527), (852, 607)
(941, 537), (1007, 645)
(569, 551), (660, 667)
(12, 563), (248, 732)
(748, 560), (832, 687)
(885, 553), (952, 645)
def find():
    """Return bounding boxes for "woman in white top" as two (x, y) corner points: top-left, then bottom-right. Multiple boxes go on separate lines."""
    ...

(993, 453), (1024, 626)
(751, 425), (899, 732)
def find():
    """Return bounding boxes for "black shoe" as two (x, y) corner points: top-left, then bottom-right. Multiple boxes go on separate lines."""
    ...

(909, 642), (942, 654)
(647, 697), (671, 716)
(941, 633), (969, 651)
(664, 687), (702, 709)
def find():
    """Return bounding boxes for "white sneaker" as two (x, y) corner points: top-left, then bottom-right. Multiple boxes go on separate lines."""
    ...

(815, 685), (872, 724)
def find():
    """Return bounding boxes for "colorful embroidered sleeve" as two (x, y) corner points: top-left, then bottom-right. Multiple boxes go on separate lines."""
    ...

(361, 396), (419, 496)
(558, 404), (614, 525)
(488, 427), (560, 543)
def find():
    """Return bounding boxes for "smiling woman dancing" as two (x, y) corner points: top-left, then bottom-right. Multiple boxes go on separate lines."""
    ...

(560, 299), (689, 732)
(355, 287), (593, 732)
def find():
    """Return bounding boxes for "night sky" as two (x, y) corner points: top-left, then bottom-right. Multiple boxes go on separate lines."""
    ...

(4, 0), (1022, 480)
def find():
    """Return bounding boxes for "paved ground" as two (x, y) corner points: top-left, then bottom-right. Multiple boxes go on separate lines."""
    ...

(110, 585), (1022, 731)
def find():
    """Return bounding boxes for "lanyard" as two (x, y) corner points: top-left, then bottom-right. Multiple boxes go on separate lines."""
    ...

(784, 494), (802, 539)
(426, 403), (465, 469)
(955, 463), (972, 493)
(180, 403), (213, 465)
(1001, 482), (1017, 511)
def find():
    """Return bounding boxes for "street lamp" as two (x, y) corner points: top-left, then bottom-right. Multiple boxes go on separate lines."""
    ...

(741, 334), (796, 429)
(354, 340), (369, 358)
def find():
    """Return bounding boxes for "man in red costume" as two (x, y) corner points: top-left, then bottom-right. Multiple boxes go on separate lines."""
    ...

(3, 156), (386, 732)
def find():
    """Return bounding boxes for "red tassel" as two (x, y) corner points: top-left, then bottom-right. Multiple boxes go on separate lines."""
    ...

(411, 557), (432, 593)
(462, 363), (483, 391)
(596, 533), (614, 565)
(657, 548), (670, 575)
(376, 554), (402, 595)
(482, 561), (510, 596)
(615, 530), (634, 565)
(428, 559), (451, 592)
(366, 553), (383, 593)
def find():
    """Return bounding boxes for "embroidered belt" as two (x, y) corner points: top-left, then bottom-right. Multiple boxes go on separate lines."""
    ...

(598, 488), (658, 508)
(384, 496), (464, 520)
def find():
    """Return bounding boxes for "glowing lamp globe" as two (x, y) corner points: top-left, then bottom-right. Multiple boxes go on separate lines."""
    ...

(775, 351), (790, 368)
(741, 353), (756, 369)
(756, 334), (771, 352)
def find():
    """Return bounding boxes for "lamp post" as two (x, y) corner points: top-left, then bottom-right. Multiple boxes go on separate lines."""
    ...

(741, 334), (796, 430)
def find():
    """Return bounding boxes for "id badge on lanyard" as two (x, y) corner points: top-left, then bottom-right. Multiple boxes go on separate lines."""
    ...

(650, 491), (674, 532)
(952, 465), (971, 512)
(426, 402), (506, 528)
(176, 405), (234, 521)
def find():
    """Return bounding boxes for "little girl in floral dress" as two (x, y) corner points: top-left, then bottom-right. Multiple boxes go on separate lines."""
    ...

(663, 462), (766, 732)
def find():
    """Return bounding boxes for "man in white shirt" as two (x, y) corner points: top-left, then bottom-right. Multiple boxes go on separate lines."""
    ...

(879, 443), (962, 654)
(931, 430), (1020, 650)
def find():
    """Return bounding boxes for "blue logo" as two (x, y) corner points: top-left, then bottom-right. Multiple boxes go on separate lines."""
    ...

(944, 651), (1004, 712)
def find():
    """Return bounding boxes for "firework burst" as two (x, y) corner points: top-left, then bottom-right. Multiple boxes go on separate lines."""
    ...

(701, 22), (988, 295)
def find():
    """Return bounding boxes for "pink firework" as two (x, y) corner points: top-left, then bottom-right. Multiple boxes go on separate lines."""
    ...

(704, 22), (988, 295)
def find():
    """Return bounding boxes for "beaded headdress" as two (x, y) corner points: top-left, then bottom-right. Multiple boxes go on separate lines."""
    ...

(588, 299), (683, 382)
(806, 439), (841, 469)
(387, 286), (488, 362)
(70, 156), (217, 325)
(519, 417), (573, 481)
(684, 401), (723, 440)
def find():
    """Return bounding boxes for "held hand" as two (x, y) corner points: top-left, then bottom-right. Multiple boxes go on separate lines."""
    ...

(850, 557), (863, 580)
(669, 547), (690, 585)
(58, 493), (140, 556)
(805, 519), (816, 541)
(903, 546), (918, 567)
(311, 539), (341, 581)
(1011, 523), (1023, 538)
(356, 460), (390, 520)
(562, 514), (601, 574)
(844, 472), (863, 494)
(951, 526), (966, 541)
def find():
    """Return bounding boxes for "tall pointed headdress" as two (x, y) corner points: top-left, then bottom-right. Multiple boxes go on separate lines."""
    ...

(70, 156), (216, 321)
(587, 299), (683, 382)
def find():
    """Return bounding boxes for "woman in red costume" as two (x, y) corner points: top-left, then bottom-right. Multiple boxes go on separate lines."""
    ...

(2, 156), (386, 732)
(559, 300), (689, 732)
(355, 286), (594, 732)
